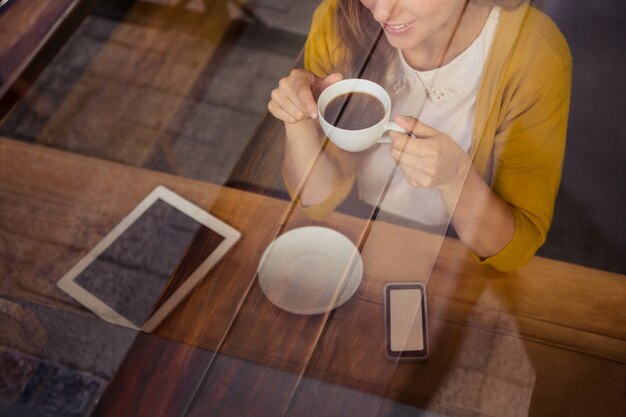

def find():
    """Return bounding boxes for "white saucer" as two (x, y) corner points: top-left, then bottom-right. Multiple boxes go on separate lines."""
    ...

(257, 226), (363, 315)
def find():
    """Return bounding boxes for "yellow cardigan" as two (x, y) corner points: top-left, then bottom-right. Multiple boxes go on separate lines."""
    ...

(298, 0), (572, 271)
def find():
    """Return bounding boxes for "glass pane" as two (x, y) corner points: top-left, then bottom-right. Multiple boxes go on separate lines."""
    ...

(1, 0), (624, 416)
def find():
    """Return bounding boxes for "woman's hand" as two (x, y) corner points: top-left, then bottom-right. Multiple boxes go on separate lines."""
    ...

(390, 115), (516, 259)
(268, 69), (343, 124)
(389, 115), (471, 190)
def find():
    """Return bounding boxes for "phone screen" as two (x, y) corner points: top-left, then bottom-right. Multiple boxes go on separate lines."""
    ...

(385, 283), (428, 359)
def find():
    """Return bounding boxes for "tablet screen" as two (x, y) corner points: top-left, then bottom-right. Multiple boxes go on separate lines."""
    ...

(73, 200), (222, 327)
(58, 186), (240, 331)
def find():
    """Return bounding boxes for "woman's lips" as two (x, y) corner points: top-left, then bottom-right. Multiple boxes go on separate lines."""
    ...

(382, 21), (415, 36)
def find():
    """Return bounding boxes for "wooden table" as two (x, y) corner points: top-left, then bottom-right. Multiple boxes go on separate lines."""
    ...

(0, 137), (224, 415)
(0, 0), (100, 116)
(2, 138), (623, 417)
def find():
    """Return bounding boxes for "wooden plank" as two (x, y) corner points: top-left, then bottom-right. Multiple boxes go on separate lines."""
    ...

(0, 0), (102, 120)
(0, 0), (75, 88)
(0, 137), (221, 310)
(430, 239), (626, 345)
(90, 332), (215, 417)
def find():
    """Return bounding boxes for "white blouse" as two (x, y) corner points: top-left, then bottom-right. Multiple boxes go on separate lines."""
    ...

(356, 7), (501, 226)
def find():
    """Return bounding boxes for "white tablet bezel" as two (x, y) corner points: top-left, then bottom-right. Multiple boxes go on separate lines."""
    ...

(57, 185), (241, 332)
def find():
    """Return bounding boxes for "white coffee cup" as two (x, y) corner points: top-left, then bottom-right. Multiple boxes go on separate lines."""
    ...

(317, 78), (405, 152)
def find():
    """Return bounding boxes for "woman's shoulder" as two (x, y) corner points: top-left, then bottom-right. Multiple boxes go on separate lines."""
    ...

(305, 0), (346, 76)
(504, 5), (572, 69)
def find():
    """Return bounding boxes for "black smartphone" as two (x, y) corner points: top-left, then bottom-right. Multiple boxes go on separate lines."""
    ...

(384, 282), (428, 360)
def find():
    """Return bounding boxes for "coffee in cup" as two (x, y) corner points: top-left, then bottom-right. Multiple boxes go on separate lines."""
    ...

(317, 79), (405, 152)
(323, 92), (386, 130)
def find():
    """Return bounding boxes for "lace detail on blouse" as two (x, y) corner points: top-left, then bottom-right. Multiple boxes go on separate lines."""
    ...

(422, 81), (462, 104)
(387, 7), (502, 105)
(389, 72), (463, 104)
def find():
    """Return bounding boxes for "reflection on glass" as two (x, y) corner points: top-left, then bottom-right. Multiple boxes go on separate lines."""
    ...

(4, 0), (624, 415)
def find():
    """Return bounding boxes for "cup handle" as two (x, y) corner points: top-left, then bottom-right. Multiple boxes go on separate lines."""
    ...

(379, 121), (406, 144)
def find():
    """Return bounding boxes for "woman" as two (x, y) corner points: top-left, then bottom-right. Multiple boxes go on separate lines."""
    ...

(267, 0), (572, 271)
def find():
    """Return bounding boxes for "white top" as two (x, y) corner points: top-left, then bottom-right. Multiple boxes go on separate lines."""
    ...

(357, 7), (500, 226)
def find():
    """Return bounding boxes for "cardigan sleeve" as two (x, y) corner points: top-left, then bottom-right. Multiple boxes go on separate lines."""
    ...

(304, 0), (346, 77)
(479, 54), (572, 271)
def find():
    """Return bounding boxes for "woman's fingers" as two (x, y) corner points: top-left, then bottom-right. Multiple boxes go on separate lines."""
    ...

(389, 131), (440, 158)
(294, 71), (343, 118)
(389, 118), (470, 188)
(393, 160), (436, 188)
(389, 115), (442, 158)
(267, 100), (296, 123)
(391, 147), (437, 176)
(269, 89), (307, 121)
(314, 72), (344, 96)
(270, 70), (317, 122)
(274, 69), (318, 119)
(295, 84), (317, 119)
(268, 68), (343, 123)
(278, 75), (310, 114)
(394, 115), (439, 138)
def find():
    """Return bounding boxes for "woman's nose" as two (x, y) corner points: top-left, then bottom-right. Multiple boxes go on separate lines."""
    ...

(370, 0), (398, 22)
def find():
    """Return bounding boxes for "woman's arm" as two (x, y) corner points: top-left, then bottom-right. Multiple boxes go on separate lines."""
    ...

(390, 50), (571, 271)
(389, 115), (515, 258)
(439, 163), (515, 258)
(282, 120), (335, 207)
(268, 69), (354, 212)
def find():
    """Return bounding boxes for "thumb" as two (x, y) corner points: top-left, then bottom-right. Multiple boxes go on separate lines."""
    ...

(315, 72), (344, 94)
(394, 115), (439, 138)
(310, 73), (344, 113)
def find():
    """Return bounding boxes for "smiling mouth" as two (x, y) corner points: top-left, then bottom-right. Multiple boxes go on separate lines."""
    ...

(382, 22), (415, 35)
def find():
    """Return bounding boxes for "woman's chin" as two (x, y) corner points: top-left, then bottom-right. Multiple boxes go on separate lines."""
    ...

(382, 28), (422, 51)
(384, 35), (417, 52)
